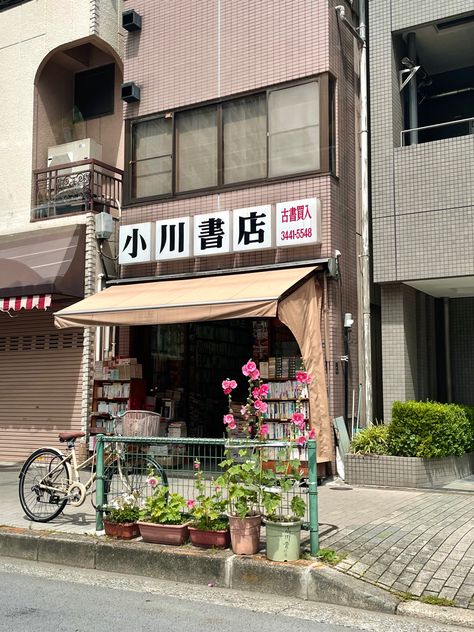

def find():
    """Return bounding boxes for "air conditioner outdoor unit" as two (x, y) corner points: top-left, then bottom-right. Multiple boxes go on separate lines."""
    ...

(47, 138), (103, 172)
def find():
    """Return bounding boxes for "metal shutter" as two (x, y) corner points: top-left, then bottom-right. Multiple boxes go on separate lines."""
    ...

(0, 307), (84, 463)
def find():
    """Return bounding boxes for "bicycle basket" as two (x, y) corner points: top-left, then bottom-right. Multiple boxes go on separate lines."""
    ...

(120, 410), (162, 437)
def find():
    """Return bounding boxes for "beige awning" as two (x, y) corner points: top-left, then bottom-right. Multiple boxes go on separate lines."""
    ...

(54, 266), (318, 328)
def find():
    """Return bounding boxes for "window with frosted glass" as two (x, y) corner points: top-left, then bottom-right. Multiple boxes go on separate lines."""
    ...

(176, 107), (218, 192)
(132, 118), (172, 198)
(223, 95), (267, 184)
(268, 81), (320, 177)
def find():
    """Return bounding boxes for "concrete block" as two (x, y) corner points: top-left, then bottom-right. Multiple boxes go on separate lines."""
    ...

(95, 540), (231, 587)
(230, 555), (307, 599)
(37, 533), (96, 568)
(308, 565), (400, 613)
(0, 529), (39, 561)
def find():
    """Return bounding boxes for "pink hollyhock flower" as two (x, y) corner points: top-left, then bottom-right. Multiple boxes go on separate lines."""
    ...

(223, 413), (235, 426)
(247, 425), (252, 433)
(254, 399), (268, 414)
(308, 428), (316, 439)
(296, 435), (307, 446)
(193, 461), (200, 469)
(252, 387), (261, 399)
(215, 485), (221, 493)
(259, 424), (269, 436)
(259, 383), (269, 397)
(296, 371), (312, 384)
(187, 499), (195, 509)
(222, 379), (237, 395)
(147, 476), (158, 487)
(242, 360), (257, 376)
(292, 412), (305, 425)
(228, 419), (237, 430)
(250, 369), (260, 380)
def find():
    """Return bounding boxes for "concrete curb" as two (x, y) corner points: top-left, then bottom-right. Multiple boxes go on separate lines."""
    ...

(4, 526), (474, 626)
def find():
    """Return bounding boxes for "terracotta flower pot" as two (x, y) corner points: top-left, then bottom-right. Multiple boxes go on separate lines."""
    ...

(228, 514), (261, 555)
(103, 519), (140, 540)
(137, 520), (190, 545)
(188, 526), (231, 549)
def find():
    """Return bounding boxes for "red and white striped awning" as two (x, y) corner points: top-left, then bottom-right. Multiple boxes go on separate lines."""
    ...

(1, 294), (51, 312)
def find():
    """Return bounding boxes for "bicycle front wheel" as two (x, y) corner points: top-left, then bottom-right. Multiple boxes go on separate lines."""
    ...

(104, 452), (168, 507)
(19, 449), (70, 522)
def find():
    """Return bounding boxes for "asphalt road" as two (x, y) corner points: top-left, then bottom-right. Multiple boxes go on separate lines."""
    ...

(0, 557), (468, 632)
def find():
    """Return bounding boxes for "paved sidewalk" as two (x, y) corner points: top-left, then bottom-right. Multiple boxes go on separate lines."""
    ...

(2, 463), (473, 610)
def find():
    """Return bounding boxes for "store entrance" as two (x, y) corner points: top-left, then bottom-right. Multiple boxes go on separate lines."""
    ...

(132, 318), (300, 438)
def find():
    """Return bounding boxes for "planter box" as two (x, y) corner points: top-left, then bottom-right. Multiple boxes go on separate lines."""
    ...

(188, 526), (230, 549)
(345, 451), (474, 488)
(137, 521), (190, 545)
(103, 520), (140, 540)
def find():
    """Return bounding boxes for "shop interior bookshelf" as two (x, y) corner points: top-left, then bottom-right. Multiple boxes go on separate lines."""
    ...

(89, 358), (146, 450)
(259, 357), (310, 475)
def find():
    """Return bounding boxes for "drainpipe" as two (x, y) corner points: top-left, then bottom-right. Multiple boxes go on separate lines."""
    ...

(335, 3), (372, 424)
(407, 32), (418, 145)
(444, 298), (452, 402)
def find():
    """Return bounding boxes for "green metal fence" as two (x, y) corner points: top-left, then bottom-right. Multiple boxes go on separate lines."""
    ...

(95, 436), (319, 554)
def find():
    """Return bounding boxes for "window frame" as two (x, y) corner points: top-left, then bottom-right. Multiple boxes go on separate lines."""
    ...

(124, 74), (333, 206)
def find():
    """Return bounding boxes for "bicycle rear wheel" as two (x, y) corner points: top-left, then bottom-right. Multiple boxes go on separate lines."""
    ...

(19, 449), (70, 522)
(104, 452), (168, 507)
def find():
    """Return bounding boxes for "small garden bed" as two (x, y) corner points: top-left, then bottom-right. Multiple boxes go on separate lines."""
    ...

(345, 400), (474, 488)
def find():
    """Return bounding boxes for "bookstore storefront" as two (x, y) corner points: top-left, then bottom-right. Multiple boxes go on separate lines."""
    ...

(54, 265), (334, 465)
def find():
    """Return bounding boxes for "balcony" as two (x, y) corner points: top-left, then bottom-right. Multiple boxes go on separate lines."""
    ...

(32, 160), (123, 221)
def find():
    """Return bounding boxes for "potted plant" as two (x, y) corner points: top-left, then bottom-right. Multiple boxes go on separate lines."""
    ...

(187, 460), (230, 549)
(137, 474), (190, 545)
(263, 492), (307, 562)
(103, 493), (141, 539)
(262, 368), (313, 561)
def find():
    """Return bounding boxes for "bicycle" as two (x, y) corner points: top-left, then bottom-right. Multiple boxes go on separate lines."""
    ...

(18, 418), (168, 522)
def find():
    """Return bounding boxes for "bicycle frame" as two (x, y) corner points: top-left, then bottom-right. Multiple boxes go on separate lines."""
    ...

(35, 442), (119, 500)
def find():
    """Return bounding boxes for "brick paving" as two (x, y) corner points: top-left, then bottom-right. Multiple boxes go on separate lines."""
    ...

(319, 484), (474, 609)
(2, 463), (474, 609)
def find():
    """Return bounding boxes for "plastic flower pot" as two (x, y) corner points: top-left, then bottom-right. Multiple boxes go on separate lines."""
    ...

(103, 519), (140, 540)
(137, 521), (191, 545)
(228, 514), (261, 555)
(188, 526), (231, 549)
(264, 519), (302, 562)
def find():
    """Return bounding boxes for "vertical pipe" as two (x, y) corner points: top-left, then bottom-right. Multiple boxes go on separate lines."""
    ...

(359, 2), (373, 425)
(444, 298), (452, 402)
(407, 32), (418, 145)
(95, 434), (105, 532)
(308, 439), (319, 555)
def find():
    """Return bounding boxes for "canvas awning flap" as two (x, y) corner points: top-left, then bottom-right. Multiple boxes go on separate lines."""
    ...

(54, 266), (318, 328)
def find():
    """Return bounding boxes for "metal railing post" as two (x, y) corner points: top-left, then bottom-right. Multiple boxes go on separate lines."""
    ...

(307, 439), (319, 555)
(95, 434), (105, 532)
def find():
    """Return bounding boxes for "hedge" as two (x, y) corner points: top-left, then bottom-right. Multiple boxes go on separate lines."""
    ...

(388, 400), (472, 458)
(349, 401), (474, 458)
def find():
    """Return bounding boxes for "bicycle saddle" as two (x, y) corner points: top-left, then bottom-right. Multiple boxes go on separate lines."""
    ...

(58, 432), (86, 442)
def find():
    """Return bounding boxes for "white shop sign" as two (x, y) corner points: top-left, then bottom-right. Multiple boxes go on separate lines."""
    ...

(276, 198), (321, 247)
(119, 199), (320, 264)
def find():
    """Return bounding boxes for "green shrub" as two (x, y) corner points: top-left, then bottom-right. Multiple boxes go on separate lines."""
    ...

(388, 401), (472, 458)
(459, 405), (474, 451)
(350, 424), (390, 455)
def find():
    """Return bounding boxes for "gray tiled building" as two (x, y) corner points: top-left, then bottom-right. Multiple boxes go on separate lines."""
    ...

(370, 1), (474, 418)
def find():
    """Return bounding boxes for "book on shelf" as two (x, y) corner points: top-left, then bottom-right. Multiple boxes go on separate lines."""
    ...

(259, 357), (303, 381)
